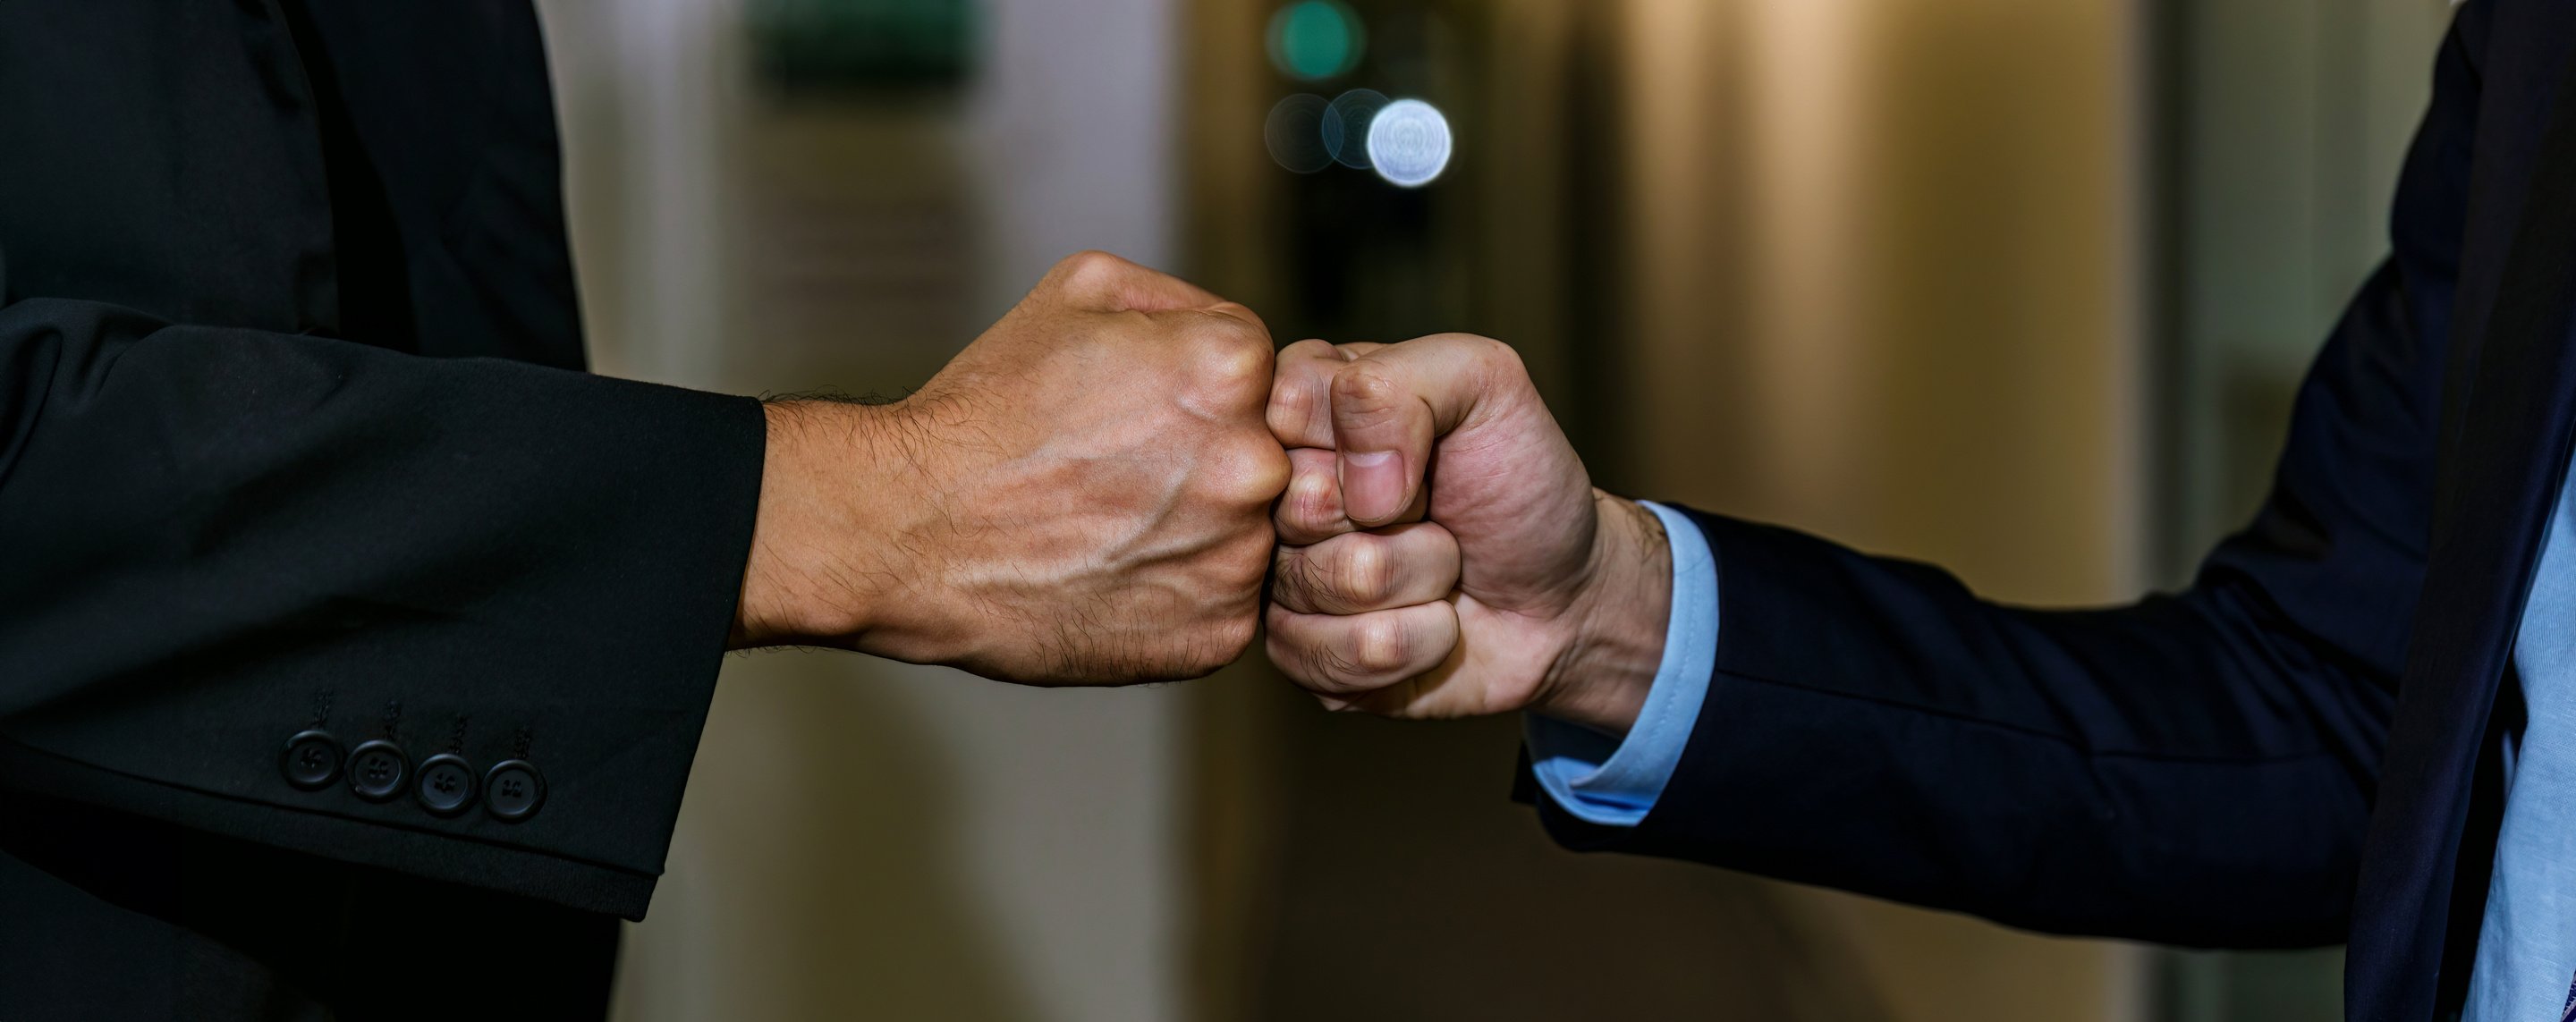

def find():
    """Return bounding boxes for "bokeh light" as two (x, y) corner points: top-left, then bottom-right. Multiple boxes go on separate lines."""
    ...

(1319, 89), (1390, 169)
(1265, 1), (1365, 81)
(1365, 98), (1452, 187)
(1264, 94), (1334, 173)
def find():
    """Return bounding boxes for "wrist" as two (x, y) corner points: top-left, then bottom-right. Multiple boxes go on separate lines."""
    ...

(730, 399), (912, 648)
(1533, 492), (1673, 734)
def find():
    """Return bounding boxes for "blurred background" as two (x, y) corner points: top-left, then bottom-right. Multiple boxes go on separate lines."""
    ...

(526, 0), (2455, 1018)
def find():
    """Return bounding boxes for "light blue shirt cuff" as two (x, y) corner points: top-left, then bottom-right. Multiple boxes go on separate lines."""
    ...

(1524, 501), (1719, 827)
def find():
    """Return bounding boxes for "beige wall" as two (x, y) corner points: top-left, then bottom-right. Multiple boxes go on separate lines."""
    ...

(1615, 0), (2150, 1019)
(1621, 0), (2147, 599)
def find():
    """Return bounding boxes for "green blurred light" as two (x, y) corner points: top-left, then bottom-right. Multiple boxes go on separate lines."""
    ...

(1267, 1), (1363, 82)
(749, 0), (977, 91)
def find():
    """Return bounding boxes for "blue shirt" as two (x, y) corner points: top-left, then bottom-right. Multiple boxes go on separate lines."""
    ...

(1532, 490), (2576, 1012)
(1523, 502), (1717, 825)
(2466, 466), (2576, 1021)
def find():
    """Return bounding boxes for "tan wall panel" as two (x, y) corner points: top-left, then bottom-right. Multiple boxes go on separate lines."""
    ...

(1619, 1), (2148, 1019)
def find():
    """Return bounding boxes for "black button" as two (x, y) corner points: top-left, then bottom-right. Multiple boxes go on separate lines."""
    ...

(415, 753), (477, 816)
(280, 730), (343, 790)
(484, 760), (545, 822)
(346, 740), (409, 802)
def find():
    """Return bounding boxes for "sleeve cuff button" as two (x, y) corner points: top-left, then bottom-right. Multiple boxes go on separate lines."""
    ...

(416, 753), (478, 816)
(484, 760), (545, 822)
(280, 731), (343, 790)
(347, 740), (410, 802)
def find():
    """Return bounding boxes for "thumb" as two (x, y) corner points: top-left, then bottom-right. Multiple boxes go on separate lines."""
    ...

(1331, 334), (1517, 526)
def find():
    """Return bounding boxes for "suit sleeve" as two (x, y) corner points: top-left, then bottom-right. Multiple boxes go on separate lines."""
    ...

(1525, 4), (2485, 949)
(0, 296), (764, 920)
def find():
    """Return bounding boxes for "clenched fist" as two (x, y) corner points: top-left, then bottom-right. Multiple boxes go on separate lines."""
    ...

(734, 251), (1291, 684)
(1264, 334), (1672, 732)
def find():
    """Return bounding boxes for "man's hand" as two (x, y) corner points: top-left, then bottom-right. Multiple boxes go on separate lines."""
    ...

(733, 251), (1290, 685)
(1264, 334), (1672, 732)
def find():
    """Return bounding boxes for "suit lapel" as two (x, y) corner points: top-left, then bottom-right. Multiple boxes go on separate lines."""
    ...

(2350, 8), (2576, 1016)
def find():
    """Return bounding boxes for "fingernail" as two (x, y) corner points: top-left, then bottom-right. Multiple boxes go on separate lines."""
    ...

(1341, 450), (1404, 522)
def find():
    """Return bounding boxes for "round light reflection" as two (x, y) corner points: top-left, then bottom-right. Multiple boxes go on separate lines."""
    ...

(1264, 94), (1333, 173)
(1266, 1), (1365, 81)
(1365, 98), (1452, 188)
(1320, 89), (1390, 169)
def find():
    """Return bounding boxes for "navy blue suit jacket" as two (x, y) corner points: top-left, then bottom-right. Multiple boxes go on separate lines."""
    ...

(1535, 3), (2576, 1018)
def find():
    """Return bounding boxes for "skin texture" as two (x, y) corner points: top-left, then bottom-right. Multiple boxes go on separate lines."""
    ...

(1264, 334), (1673, 734)
(732, 251), (1291, 685)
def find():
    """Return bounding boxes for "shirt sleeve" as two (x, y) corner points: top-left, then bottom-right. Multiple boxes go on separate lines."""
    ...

(1523, 501), (1720, 826)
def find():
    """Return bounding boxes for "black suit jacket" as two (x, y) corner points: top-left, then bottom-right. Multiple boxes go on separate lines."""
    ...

(0, 2), (761, 1018)
(1532, 2), (2576, 1018)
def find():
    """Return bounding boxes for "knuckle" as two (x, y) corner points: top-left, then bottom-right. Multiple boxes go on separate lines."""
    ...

(1267, 375), (1318, 439)
(1278, 466), (1342, 532)
(1055, 249), (1129, 289)
(1331, 362), (1402, 412)
(1333, 540), (1392, 606)
(1453, 332), (1522, 371)
(1199, 436), (1289, 508)
(1475, 336), (1533, 393)
(1280, 337), (1340, 362)
(1238, 441), (1292, 503)
(1351, 616), (1409, 675)
(1195, 330), (1272, 388)
(1208, 302), (1273, 345)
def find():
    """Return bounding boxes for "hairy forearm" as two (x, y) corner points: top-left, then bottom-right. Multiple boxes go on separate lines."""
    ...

(730, 400), (904, 649)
